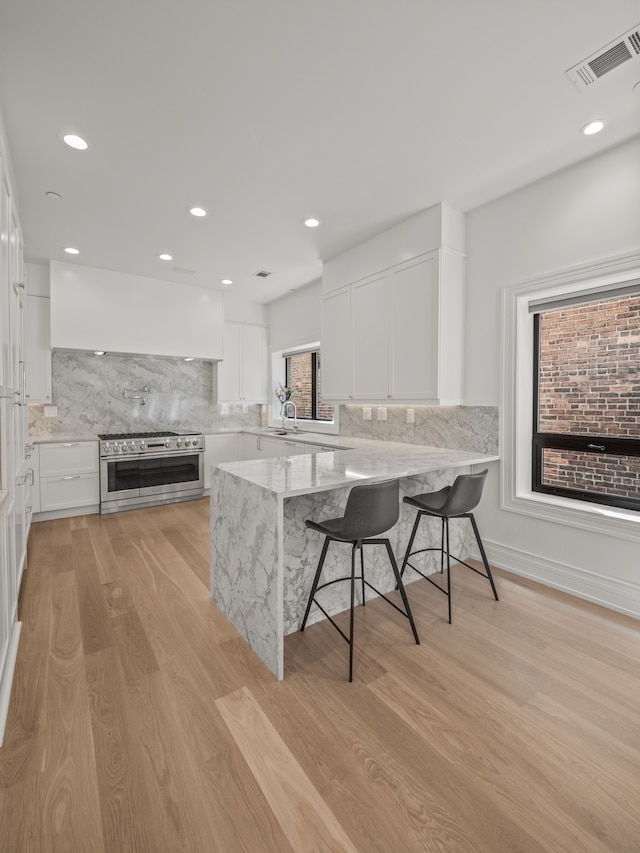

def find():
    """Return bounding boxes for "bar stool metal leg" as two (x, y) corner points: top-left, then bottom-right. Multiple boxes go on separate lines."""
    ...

(301, 536), (330, 631)
(469, 513), (499, 601)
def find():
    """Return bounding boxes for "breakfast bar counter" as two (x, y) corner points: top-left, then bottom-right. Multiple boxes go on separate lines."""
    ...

(210, 438), (499, 679)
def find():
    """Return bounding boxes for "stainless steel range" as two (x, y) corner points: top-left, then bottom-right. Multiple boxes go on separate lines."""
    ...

(98, 431), (204, 514)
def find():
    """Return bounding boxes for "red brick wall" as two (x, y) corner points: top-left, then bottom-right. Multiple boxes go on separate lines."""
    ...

(538, 293), (640, 501)
(286, 352), (334, 422)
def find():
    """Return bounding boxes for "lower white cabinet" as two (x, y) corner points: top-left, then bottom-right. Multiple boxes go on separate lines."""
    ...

(204, 433), (240, 489)
(37, 441), (99, 515)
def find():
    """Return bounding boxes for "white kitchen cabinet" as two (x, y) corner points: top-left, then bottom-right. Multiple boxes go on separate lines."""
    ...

(352, 272), (388, 400)
(217, 322), (268, 403)
(26, 442), (39, 516)
(204, 433), (240, 489)
(25, 294), (52, 403)
(322, 249), (463, 404)
(0, 142), (27, 746)
(37, 441), (99, 515)
(320, 286), (353, 401)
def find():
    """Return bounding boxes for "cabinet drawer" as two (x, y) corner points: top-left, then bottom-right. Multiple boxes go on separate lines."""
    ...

(40, 473), (100, 512)
(39, 441), (98, 476)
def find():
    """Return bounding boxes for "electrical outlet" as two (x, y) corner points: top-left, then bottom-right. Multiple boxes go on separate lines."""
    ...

(242, 403), (249, 413)
(44, 405), (58, 418)
(377, 407), (387, 421)
(362, 407), (372, 421)
(406, 408), (415, 424)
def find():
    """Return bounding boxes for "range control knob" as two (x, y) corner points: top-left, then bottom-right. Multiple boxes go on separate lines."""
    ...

(140, 441), (146, 450)
(165, 440), (172, 448)
(113, 443), (121, 453)
(176, 439), (182, 448)
(104, 443), (111, 453)
(129, 442), (137, 452)
(191, 438), (199, 447)
(184, 439), (191, 446)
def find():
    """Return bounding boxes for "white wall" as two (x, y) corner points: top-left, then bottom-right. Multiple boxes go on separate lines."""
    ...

(224, 296), (267, 326)
(267, 279), (322, 351)
(465, 136), (640, 617)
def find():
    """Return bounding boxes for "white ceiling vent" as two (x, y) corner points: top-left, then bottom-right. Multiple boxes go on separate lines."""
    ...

(254, 269), (272, 278)
(566, 25), (640, 90)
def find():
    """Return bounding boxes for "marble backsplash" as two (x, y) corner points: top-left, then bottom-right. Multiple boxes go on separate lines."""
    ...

(28, 350), (262, 438)
(339, 404), (499, 454)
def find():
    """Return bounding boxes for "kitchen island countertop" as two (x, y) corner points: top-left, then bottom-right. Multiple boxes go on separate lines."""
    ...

(211, 439), (499, 679)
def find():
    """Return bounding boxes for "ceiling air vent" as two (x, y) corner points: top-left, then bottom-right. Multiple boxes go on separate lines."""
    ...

(566, 25), (640, 90)
(172, 266), (196, 275)
(254, 269), (272, 278)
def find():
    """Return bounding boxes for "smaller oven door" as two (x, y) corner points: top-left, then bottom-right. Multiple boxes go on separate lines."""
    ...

(138, 451), (204, 497)
(101, 455), (141, 504)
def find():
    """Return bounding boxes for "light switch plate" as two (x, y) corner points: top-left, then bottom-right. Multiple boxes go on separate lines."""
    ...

(242, 403), (249, 413)
(44, 405), (58, 418)
(377, 407), (387, 421)
(362, 407), (372, 420)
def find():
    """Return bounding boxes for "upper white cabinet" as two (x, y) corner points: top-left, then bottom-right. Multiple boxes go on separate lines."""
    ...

(217, 322), (267, 402)
(25, 294), (52, 403)
(321, 204), (465, 405)
(50, 261), (224, 360)
(319, 286), (352, 401)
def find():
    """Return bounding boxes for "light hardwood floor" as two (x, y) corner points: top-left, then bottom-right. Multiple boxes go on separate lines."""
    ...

(1, 497), (639, 852)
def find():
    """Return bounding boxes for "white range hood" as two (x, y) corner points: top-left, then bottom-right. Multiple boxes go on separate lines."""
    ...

(50, 261), (224, 361)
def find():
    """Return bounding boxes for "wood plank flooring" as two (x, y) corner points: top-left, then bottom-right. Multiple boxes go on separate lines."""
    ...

(1, 497), (639, 852)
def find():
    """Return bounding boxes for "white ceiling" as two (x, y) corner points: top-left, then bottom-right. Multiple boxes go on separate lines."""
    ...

(1, 0), (639, 304)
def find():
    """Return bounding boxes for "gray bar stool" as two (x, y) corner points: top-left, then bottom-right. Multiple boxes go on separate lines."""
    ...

(399, 469), (498, 623)
(300, 478), (420, 681)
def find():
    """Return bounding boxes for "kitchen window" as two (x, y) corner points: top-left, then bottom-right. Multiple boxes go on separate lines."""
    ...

(532, 289), (640, 512)
(501, 253), (640, 536)
(284, 349), (334, 422)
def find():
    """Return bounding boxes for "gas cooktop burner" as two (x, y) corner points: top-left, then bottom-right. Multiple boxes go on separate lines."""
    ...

(98, 431), (180, 440)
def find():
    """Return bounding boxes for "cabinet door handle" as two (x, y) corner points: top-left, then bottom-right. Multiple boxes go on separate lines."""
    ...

(61, 475), (81, 480)
(285, 441), (297, 447)
(62, 442), (80, 447)
(587, 443), (605, 452)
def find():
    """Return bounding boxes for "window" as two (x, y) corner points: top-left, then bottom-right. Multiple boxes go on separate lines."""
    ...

(532, 289), (640, 512)
(284, 350), (334, 422)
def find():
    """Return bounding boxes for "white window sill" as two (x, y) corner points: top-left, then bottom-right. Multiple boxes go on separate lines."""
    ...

(503, 488), (640, 541)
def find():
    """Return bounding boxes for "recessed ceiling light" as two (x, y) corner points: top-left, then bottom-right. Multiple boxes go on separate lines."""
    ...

(582, 120), (605, 136)
(45, 191), (61, 200)
(189, 206), (207, 217)
(64, 247), (80, 254)
(303, 217), (321, 227)
(158, 253), (173, 261)
(220, 278), (233, 285)
(62, 133), (89, 150)
(183, 357), (194, 361)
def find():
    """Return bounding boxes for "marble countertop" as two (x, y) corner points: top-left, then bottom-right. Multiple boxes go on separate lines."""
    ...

(216, 439), (499, 499)
(30, 434), (100, 444)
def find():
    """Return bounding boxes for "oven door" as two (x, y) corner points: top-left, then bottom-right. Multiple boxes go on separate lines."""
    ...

(138, 451), (204, 498)
(100, 455), (141, 504)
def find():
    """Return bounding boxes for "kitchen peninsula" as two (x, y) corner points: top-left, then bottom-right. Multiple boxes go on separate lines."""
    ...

(210, 435), (499, 678)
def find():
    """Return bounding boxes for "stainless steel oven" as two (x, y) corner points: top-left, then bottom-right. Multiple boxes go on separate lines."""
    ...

(99, 431), (204, 514)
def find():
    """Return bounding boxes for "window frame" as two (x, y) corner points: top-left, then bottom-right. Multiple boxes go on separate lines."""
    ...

(532, 309), (640, 512)
(501, 250), (640, 539)
(269, 343), (339, 435)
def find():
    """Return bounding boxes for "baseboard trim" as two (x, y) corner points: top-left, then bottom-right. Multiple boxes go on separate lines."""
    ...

(469, 540), (640, 620)
(0, 621), (22, 748)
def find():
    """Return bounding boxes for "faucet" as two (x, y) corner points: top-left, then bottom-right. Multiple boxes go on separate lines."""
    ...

(281, 400), (298, 432)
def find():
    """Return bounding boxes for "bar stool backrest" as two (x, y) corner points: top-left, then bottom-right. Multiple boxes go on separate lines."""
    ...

(340, 478), (400, 541)
(441, 469), (488, 517)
